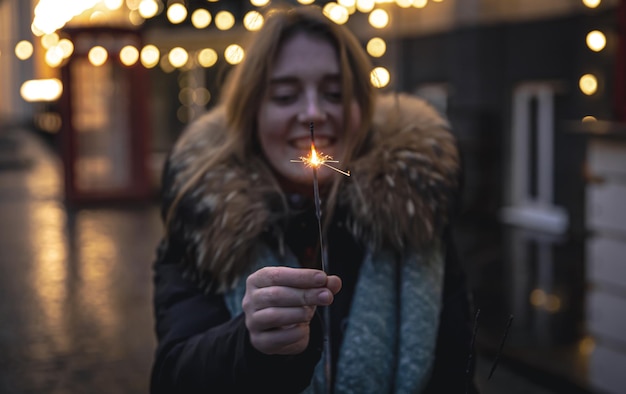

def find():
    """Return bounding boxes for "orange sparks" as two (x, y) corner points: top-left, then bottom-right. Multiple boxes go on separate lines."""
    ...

(290, 145), (350, 176)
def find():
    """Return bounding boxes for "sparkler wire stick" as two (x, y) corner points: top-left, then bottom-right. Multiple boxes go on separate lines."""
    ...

(289, 122), (350, 394)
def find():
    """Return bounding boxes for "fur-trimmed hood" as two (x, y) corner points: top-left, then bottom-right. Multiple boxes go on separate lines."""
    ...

(162, 93), (460, 292)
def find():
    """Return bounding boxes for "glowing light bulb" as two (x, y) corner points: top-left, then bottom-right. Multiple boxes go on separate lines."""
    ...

(371, 66), (390, 88)
(192, 9), (211, 29)
(167, 3), (187, 24)
(366, 37), (386, 57)
(224, 44), (244, 65)
(243, 11), (264, 31)
(586, 30), (606, 52)
(88, 46), (108, 66)
(215, 11), (235, 30)
(198, 48), (218, 67)
(120, 45), (139, 66)
(579, 74), (598, 95)
(140, 44), (160, 68)
(369, 9), (389, 29)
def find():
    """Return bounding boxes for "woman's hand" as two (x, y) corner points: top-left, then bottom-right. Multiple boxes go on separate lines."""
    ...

(242, 266), (342, 355)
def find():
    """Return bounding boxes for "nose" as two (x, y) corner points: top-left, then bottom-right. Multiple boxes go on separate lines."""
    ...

(297, 92), (327, 125)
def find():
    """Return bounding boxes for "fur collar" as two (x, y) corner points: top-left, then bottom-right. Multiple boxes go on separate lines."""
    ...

(163, 93), (459, 292)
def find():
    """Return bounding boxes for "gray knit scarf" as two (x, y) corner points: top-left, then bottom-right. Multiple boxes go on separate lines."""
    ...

(224, 243), (444, 394)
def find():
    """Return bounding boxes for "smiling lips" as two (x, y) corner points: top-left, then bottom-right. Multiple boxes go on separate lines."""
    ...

(289, 136), (335, 149)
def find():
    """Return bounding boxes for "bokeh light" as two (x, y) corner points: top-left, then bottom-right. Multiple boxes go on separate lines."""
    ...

(192, 9), (212, 29)
(138, 0), (159, 19)
(168, 47), (189, 68)
(197, 48), (218, 67)
(15, 40), (34, 60)
(215, 11), (235, 30)
(224, 44), (244, 65)
(45, 46), (64, 67)
(366, 37), (386, 57)
(167, 3), (187, 24)
(324, 3), (349, 25)
(88, 46), (108, 66)
(582, 0), (601, 8)
(586, 30), (606, 52)
(140, 44), (160, 68)
(579, 73), (598, 95)
(370, 66), (390, 88)
(369, 9), (389, 29)
(356, 0), (375, 13)
(20, 78), (63, 102)
(243, 11), (264, 31)
(120, 45), (139, 66)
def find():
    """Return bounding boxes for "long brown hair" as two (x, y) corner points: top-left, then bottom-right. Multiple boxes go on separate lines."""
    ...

(166, 5), (376, 232)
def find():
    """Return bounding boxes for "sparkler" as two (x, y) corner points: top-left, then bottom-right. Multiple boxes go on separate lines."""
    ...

(290, 122), (350, 394)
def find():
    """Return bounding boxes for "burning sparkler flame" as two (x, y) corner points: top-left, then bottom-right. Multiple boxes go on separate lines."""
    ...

(290, 145), (351, 177)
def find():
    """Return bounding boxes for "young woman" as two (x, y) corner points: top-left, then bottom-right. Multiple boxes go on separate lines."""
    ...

(151, 5), (476, 393)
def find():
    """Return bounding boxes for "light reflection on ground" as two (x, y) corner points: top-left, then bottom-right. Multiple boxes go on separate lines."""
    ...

(0, 130), (162, 393)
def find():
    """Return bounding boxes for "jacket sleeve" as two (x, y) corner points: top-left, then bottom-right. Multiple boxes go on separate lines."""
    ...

(149, 238), (324, 394)
(422, 226), (479, 394)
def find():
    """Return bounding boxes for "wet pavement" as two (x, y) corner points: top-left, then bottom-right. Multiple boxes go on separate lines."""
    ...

(0, 128), (561, 394)
(0, 129), (161, 393)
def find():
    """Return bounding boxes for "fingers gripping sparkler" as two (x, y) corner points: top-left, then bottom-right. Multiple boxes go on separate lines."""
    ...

(290, 122), (350, 393)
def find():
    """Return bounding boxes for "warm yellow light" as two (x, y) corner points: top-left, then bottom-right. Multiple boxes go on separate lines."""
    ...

(41, 33), (59, 49)
(356, 0), (375, 13)
(251, 0), (270, 5)
(139, 0), (159, 19)
(194, 88), (211, 106)
(586, 30), (606, 52)
(579, 336), (595, 356)
(224, 44), (245, 65)
(45, 46), (64, 67)
(582, 115), (597, 122)
(58, 38), (74, 58)
(243, 11), (264, 31)
(366, 37), (386, 57)
(339, 0), (357, 13)
(192, 9), (212, 28)
(582, 0), (601, 8)
(432, 0), (443, 2)
(20, 79), (63, 102)
(413, 0), (428, 8)
(126, 0), (142, 10)
(545, 294), (561, 312)
(129, 10), (145, 25)
(89, 11), (106, 23)
(530, 289), (546, 306)
(579, 74), (598, 95)
(32, 0), (96, 35)
(104, 0), (124, 10)
(169, 47), (189, 68)
(120, 45), (139, 66)
(215, 11), (235, 30)
(369, 9), (389, 28)
(140, 44), (160, 68)
(167, 3), (188, 24)
(88, 46), (108, 66)
(197, 48), (218, 67)
(298, 0), (316, 4)
(160, 55), (175, 73)
(324, 3), (350, 25)
(370, 66), (390, 88)
(15, 40), (34, 60)
(179, 87), (194, 106)
(396, 0), (413, 8)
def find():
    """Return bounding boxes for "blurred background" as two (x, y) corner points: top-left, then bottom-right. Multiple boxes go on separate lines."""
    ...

(1, 0), (625, 393)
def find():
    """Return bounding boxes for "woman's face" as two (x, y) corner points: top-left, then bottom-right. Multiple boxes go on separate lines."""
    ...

(257, 32), (361, 192)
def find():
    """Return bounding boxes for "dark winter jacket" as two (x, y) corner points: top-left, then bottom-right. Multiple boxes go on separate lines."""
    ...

(150, 93), (477, 393)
